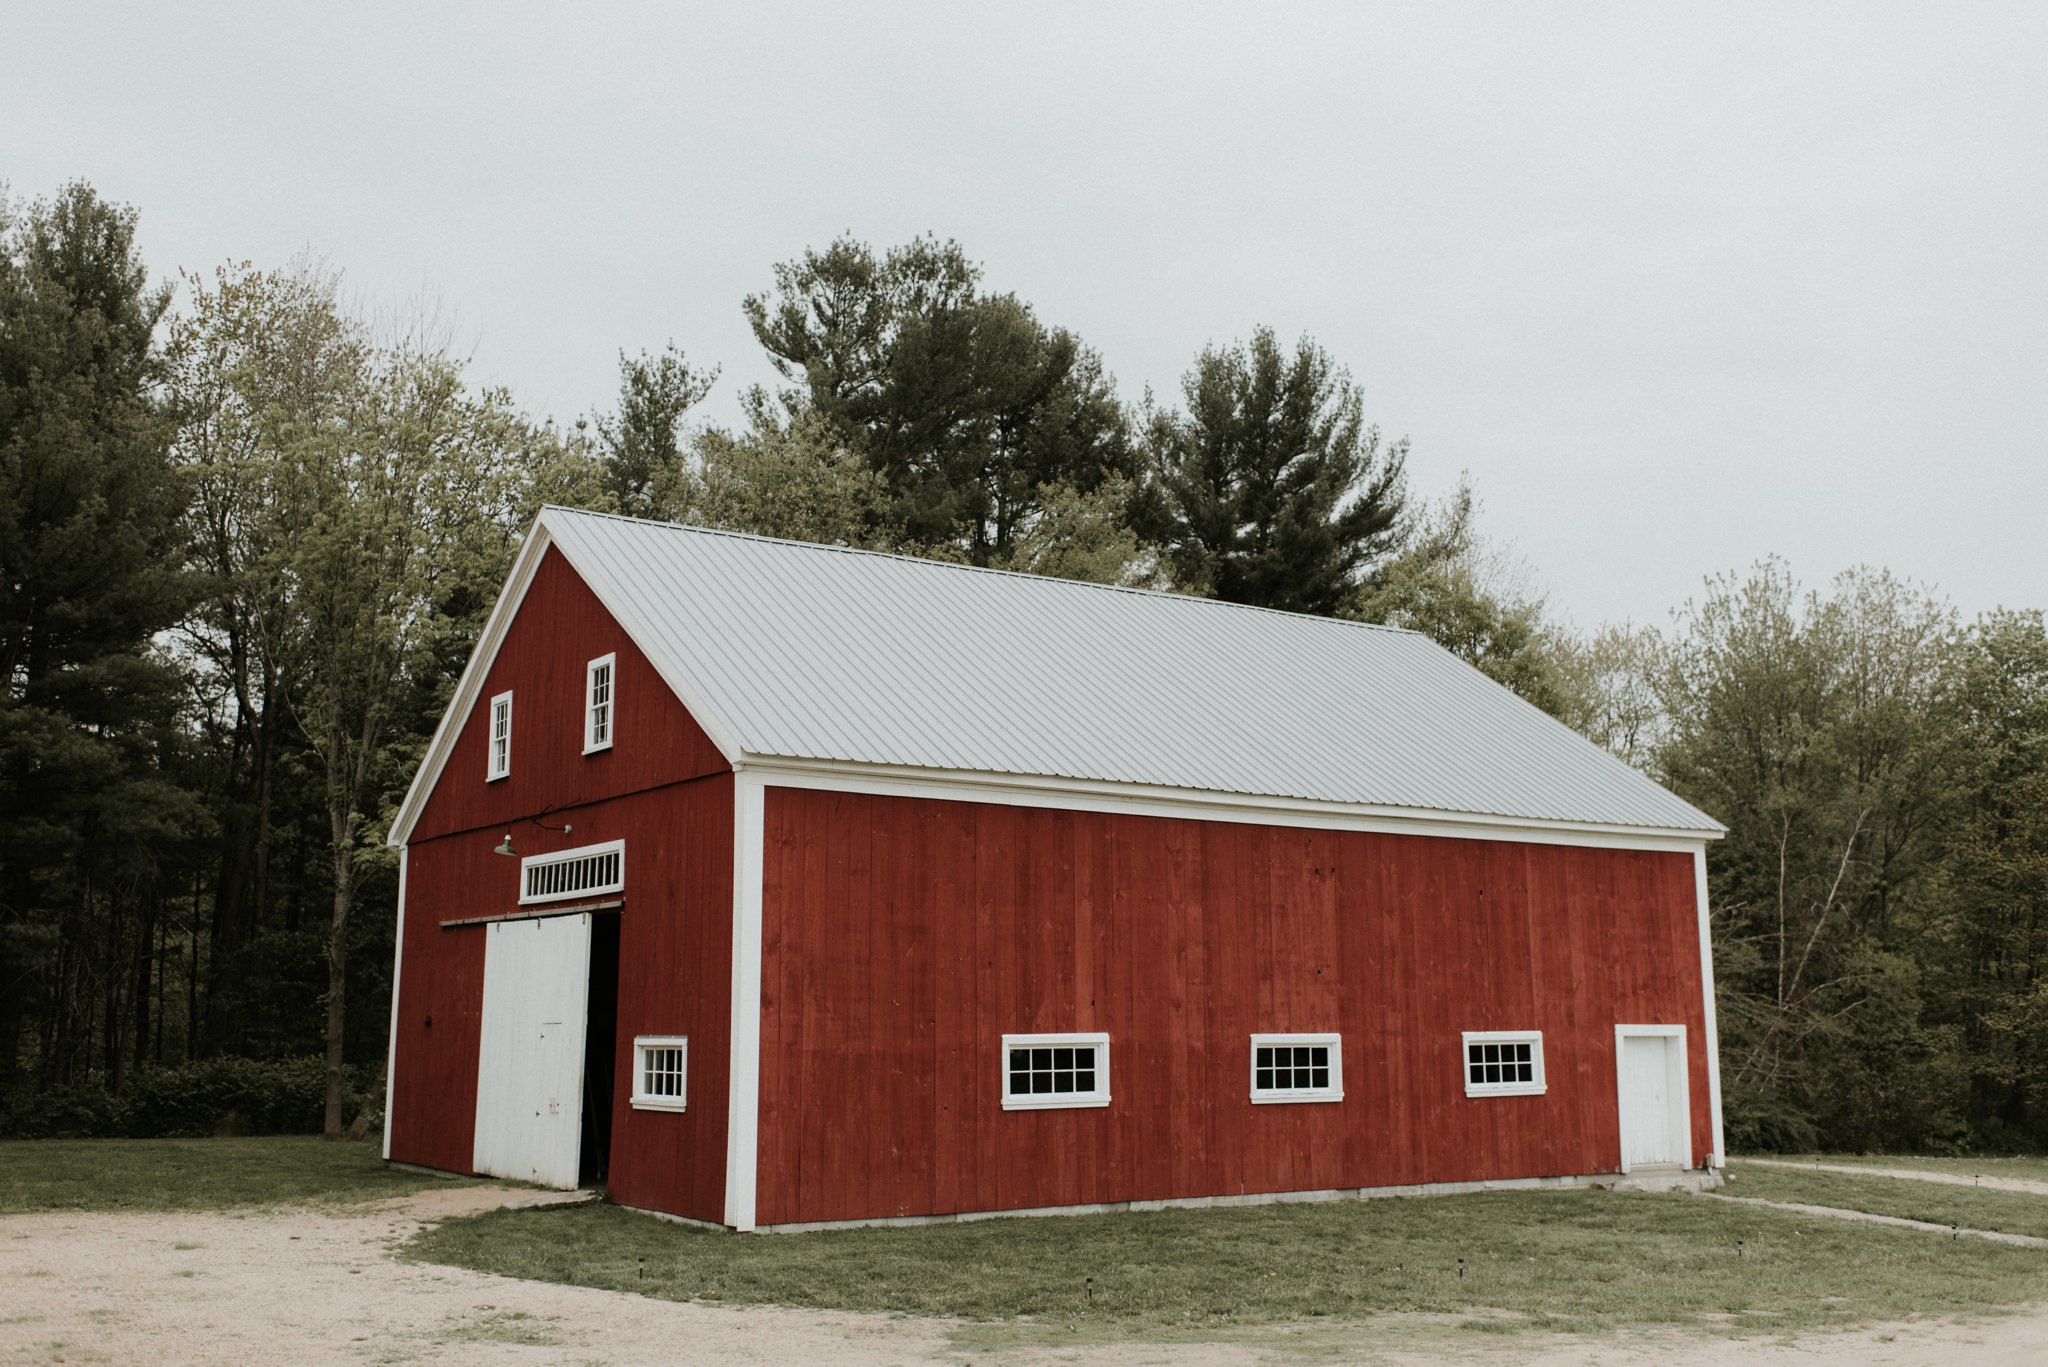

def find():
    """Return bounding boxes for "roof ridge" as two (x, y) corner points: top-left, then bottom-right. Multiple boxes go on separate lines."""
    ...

(538, 504), (1425, 638)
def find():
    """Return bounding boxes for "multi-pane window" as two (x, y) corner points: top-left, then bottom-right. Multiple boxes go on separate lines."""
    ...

(1001, 1032), (1110, 1109)
(486, 691), (513, 780)
(519, 839), (626, 905)
(631, 1036), (687, 1111)
(1250, 1033), (1343, 1103)
(584, 654), (615, 753)
(1462, 1031), (1545, 1097)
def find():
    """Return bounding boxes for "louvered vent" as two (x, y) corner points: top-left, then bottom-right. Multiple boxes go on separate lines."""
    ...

(518, 840), (625, 904)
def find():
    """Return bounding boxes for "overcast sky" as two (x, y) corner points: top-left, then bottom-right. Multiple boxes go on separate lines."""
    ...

(9, 3), (2044, 630)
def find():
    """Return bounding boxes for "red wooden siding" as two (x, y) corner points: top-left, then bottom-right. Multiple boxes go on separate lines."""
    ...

(755, 789), (1711, 1227)
(390, 546), (735, 1223)
(390, 780), (734, 1220)
(410, 545), (727, 844)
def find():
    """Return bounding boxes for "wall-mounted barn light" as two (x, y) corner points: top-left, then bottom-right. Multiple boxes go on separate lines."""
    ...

(491, 807), (574, 857)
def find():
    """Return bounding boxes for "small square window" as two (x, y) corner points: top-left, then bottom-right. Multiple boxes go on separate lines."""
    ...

(1001, 1033), (1109, 1109)
(1462, 1031), (1545, 1097)
(486, 690), (513, 781)
(1250, 1033), (1343, 1103)
(631, 1035), (687, 1111)
(584, 654), (615, 754)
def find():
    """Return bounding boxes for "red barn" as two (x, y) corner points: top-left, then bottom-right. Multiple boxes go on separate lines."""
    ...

(383, 507), (1727, 1232)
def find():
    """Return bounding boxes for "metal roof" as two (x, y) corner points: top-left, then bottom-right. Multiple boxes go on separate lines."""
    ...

(537, 506), (1721, 836)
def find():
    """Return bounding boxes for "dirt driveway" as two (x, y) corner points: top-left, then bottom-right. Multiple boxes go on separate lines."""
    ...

(3, 1187), (2046, 1366)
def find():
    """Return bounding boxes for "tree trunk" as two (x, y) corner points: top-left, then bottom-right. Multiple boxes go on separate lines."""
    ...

(323, 801), (352, 1138)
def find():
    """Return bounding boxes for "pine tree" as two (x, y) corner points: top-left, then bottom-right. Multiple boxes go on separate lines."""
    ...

(1142, 328), (1406, 616)
(0, 184), (198, 1090)
(595, 344), (714, 519)
(744, 236), (1133, 564)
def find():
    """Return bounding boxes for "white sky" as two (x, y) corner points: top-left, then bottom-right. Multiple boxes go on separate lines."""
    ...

(9, 3), (2044, 631)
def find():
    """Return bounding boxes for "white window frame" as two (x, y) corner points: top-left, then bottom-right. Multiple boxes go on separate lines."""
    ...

(486, 690), (513, 781)
(1249, 1032), (1344, 1104)
(518, 838), (626, 905)
(631, 1035), (688, 1112)
(1001, 1031), (1110, 1110)
(1462, 1029), (1547, 1097)
(583, 653), (615, 755)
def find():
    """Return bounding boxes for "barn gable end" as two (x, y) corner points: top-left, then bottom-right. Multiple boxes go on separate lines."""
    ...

(386, 543), (735, 1222)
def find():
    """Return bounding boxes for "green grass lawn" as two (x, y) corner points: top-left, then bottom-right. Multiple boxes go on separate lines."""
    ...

(404, 1187), (2048, 1344)
(0, 1136), (489, 1213)
(1759, 1153), (2048, 1184)
(1727, 1162), (2048, 1240)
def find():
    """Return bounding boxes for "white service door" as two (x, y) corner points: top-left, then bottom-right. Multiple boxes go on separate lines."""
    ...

(1620, 1033), (1681, 1169)
(473, 914), (592, 1188)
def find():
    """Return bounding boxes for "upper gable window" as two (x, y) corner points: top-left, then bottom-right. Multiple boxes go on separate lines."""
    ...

(584, 654), (615, 754)
(486, 691), (513, 781)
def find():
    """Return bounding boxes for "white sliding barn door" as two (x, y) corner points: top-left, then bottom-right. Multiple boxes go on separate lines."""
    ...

(1614, 1025), (1691, 1173)
(473, 914), (592, 1188)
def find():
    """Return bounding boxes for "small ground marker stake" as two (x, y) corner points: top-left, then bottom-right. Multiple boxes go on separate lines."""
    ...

(1736, 1240), (1744, 1259)
(1086, 1277), (1093, 1302)
(639, 1257), (645, 1279)
(1458, 1258), (1465, 1280)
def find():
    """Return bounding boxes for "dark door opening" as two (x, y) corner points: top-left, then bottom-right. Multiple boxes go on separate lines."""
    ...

(579, 912), (621, 1188)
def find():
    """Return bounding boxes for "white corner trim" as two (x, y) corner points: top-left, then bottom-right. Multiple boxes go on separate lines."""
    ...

(1693, 849), (1726, 1168)
(744, 758), (1720, 852)
(382, 847), (408, 1160)
(1614, 1023), (1692, 1174)
(724, 770), (767, 1231)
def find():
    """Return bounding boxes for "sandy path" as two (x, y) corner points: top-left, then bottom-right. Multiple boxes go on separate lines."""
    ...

(1742, 1159), (2048, 1197)
(4, 1187), (2047, 1366)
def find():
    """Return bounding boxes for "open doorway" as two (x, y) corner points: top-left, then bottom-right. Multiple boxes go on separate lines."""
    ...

(579, 912), (621, 1188)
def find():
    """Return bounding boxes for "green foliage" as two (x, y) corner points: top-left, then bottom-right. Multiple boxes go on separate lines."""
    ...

(595, 344), (714, 518)
(1141, 327), (1406, 616)
(745, 235), (1135, 565)
(0, 183), (207, 1097)
(1354, 483), (1578, 716)
(1601, 561), (2048, 1154)
(0, 1056), (380, 1139)
(658, 394), (891, 547)
(994, 475), (1160, 588)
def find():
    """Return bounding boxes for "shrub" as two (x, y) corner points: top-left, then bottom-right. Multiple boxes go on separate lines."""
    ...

(0, 1057), (381, 1139)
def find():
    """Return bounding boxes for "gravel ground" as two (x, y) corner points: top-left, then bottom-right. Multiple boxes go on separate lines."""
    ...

(4, 1184), (2046, 1366)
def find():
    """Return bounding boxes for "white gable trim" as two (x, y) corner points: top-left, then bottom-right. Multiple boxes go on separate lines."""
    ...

(743, 756), (1722, 852)
(385, 512), (745, 847)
